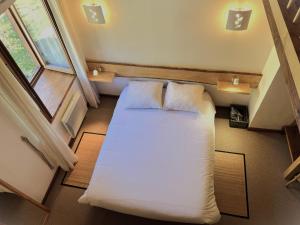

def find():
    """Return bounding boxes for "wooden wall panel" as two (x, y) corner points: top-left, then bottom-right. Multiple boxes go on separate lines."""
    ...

(87, 60), (262, 88)
(277, 0), (300, 62)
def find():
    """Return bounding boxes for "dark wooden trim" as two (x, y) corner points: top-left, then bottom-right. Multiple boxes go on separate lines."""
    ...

(247, 127), (284, 134)
(0, 179), (50, 212)
(0, 178), (50, 225)
(31, 66), (45, 87)
(87, 59), (262, 77)
(0, 40), (53, 123)
(262, 0), (300, 133)
(41, 167), (59, 204)
(68, 137), (76, 148)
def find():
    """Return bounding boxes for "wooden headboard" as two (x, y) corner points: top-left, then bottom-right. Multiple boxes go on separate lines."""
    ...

(86, 60), (262, 88)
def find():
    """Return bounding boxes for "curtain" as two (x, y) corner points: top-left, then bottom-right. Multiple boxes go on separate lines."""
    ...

(0, 59), (77, 171)
(47, 0), (100, 108)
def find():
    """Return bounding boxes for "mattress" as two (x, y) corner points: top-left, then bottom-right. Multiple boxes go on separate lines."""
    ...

(79, 89), (221, 224)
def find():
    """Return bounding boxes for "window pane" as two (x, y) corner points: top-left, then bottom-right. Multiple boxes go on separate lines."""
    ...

(14, 0), (71, 70)
(0, 13), (40, 82)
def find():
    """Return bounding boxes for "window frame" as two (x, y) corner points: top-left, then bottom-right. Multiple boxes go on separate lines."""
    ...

(0, 40), (52, 121)
(0, 0), (77, 123)
(11, 1), (75, 76)
(0, 10), (44, 85)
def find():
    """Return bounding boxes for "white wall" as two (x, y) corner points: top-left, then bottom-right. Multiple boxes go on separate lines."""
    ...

(249, 47), (280, 121)
(0, 103), (54, 202)
(0, 78), (85, 201)
(249, 47), (294, 129)
(61, 0), (273, 74)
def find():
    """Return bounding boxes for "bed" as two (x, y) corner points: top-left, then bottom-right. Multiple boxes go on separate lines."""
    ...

(79, 87), (221, 224)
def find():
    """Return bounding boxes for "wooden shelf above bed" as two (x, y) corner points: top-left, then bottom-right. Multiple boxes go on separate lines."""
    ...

(86, 60), (262, 88)
(217, 81), (251, 95)
(87, 71), (115, 83)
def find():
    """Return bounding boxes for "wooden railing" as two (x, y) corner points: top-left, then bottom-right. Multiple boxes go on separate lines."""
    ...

(262, 0), (300, 182)
(277, 0), (300, 61)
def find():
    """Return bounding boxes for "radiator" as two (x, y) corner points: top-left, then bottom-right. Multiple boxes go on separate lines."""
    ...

(62, 92), (88, 138)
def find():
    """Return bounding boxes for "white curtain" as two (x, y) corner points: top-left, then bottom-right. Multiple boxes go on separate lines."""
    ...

(0, 59), (77, 171)
(47, 0), (100, 108)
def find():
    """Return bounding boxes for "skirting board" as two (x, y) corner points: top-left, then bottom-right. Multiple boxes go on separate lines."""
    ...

(94, 77), (250, 106)
(248, 127), (284, 134)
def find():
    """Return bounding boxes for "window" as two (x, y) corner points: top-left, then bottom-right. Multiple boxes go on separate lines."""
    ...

(0, 0), (73, 84)
(13, 0), (71, 72)
(0, 0), (75, 122)
(0, 13), (41, 82)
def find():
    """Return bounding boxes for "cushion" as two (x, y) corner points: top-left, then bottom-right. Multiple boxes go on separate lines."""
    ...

(124, 81), (164, 109)
(164, 82), (205, 113)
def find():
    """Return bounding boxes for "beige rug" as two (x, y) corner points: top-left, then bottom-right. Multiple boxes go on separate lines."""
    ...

(63, 132), (105, 189)
(63, 133), (248, 218)
(215, 150), (249, 218)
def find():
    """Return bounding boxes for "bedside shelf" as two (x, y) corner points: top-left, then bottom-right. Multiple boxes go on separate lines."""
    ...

(87, 71), (115, 83)
(217, 81), (251, 95)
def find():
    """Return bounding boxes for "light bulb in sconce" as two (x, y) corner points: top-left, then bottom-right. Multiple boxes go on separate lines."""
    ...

(232, 77), (240, 86)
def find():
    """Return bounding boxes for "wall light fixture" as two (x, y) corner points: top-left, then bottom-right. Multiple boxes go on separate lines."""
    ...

(226, 8), (252, 31)
(83, 3), (105, 24)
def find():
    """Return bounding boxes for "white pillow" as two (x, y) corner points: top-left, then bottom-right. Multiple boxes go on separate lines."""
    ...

(164, 82), (205, 113)
(125, 81), (164, 109)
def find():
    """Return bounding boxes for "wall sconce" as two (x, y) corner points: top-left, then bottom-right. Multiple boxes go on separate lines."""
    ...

(226, 8), (252, 31)
(83, 3), (105, 24)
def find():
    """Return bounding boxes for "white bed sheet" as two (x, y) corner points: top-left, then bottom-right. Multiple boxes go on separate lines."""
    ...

(79, 89), (221, 224)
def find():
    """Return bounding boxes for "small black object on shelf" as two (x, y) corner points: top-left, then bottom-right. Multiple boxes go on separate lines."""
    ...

(229, 105), (249, 129)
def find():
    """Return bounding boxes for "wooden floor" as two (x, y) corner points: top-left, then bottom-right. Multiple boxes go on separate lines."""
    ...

(63, 96), (248, 217)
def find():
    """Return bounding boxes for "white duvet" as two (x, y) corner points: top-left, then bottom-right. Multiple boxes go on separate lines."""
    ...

(79, 89), (221, 224)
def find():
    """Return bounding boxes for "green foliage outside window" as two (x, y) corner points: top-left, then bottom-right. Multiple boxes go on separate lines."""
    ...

(0, 13), (38, 81)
